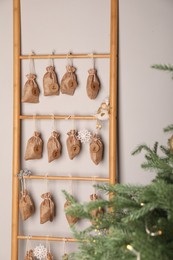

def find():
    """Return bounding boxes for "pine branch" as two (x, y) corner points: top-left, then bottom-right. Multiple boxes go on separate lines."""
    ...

(151, 64), (173, 72)
(132, 144), (152, 155)
(164, 125), (173, 133)
(62, 190), (77, 204)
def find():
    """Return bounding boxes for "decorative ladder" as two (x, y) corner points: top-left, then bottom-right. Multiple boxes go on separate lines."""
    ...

(12, 0), (118, 259)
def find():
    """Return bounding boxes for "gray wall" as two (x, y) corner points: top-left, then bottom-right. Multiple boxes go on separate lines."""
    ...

(0, 0), (173, 259)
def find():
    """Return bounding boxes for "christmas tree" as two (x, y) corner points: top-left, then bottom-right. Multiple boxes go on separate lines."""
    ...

(64, 65), (173, 260)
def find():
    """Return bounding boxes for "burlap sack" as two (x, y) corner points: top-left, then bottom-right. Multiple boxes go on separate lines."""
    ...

(19, 189), (34, 221)
(60, 65), (78, 95)
(24, 249), (34, 260)
(46, 252), (54, 260)
(47, 131), (62, 163)
(62, 253), (69, 260)
(90, 134), (103, 165)
(90, 194), (104, 225)
(40, 192), (55, 224)
(22, 73), (40, 103)
(86, 68), (100, 99)
(43, 66), (59, 96)
(24, 131), (43, 160)
(64, 199), (79, 225)
(66, 130), (81, 160)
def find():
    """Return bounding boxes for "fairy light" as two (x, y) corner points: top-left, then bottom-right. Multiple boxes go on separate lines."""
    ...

(145, 224), (162, 236)
(127, 245), (140, 260)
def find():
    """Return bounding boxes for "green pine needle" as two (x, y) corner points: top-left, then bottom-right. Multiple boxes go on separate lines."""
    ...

(164, 125), (173, 133)
(151, 64), (173, 72)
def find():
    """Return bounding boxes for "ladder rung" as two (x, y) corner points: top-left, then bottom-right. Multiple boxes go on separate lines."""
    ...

(19, 53), (111, 60)
(23, 175), (110, 182)
(19, 115), (96, 120)
(17, 235), (78, 242)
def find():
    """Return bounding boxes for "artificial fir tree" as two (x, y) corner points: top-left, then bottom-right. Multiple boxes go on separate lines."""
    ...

(63, 65), (173, 260)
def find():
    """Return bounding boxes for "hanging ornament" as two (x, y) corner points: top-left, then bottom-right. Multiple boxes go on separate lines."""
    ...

(95, 97), (110, 121)
(40, 192), (55, 224)
(47, 131), (62, 162)
(64, 198), (79, 226)
(46, 252), (54, 260)
(43, 66), (60, 96)
(22, 74), (40, 103)
(24, 131), (43, 160)
(24, 237), (34, 260)
(24, 249), (34, 260)
(90, 194), (104, 225)
(66, 129), (81, 159)
(22, 53), (40, 103)
(86, 68), (100, 99)
(89, 134), (104, 165)
(77, 129), (92, 144)
(168, 135), (173, 152)
(61, 64), (78, 95)
(19, 189), (35, 221)
(33, 244), (47, 260)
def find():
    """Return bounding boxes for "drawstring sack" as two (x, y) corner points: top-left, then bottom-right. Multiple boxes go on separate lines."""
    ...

(66, 130), (81, 160)
(43, 66), (60, 96)
(64, 199), (79, 226)
(40, 192), (55, 224)
(47, 131), (62, 163)
(86, 68), (100, 99)
(22, 73), (40, 103)
(24, 131), (43, 160)
(19, 189), (35, 221)
(90, 134), (104, 165)
(60, 65), (78, 95)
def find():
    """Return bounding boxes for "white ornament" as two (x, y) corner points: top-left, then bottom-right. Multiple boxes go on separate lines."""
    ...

(77, 129), (92, 143)
(95, 97), (110, 121)
(34, 244), (47, 260)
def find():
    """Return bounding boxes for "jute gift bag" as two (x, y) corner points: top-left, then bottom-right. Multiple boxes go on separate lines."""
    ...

(66, 130), (81, 160)
(46, 252), (54, 260)
(40, 192), (55, 224)
(61, 65), (78, 95)
(24, 131), (43, 160)
(64, 199), (79, 225)
(86, 68), (100, 99)
(47, 131), (62, 162)
(19, 189), (35, 221)
(24, 250), (34, 260)
(90, 134), (104, 165)
(22, 73), (40, 103)
(90, 193), (104, 225)
(43, 65), (60, 96)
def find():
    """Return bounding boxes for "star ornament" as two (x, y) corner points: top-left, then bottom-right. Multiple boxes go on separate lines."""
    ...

(33, 244), (47, 260)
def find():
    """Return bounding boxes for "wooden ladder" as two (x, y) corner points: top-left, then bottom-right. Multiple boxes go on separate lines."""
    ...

(12, 0), (118, 258)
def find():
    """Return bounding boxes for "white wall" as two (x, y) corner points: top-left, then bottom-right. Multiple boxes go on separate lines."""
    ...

(0, 0), (173, 259)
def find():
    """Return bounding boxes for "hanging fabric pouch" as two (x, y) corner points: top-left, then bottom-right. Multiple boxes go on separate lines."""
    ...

(86, 68), (100, 99)
(60, 65), (78, 95)
(19, 189), (35, 221)
(24, 131), (43, 160)
(66, 130), (81, 160)
(47, 131), (62, 162)
(64, 199), (79, 225)
(90, 134), (104, 165)
(24, 249), (34, 260)
(43, 66), (59, 96)
(40, 192), (55, 224)
(22, 73), (40, 103)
